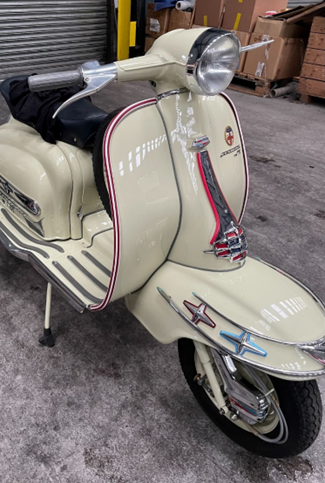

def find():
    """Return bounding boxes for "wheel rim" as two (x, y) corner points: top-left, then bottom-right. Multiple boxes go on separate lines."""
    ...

(194, 348), (280, 435)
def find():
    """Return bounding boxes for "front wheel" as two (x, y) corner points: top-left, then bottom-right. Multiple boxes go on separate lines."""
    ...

(178, 338), (322, 458)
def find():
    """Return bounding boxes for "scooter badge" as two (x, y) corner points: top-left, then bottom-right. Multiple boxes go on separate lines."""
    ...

(224, 126), (234, 146)
(183, 301), (216, 328)
(220, 330), (267, 357)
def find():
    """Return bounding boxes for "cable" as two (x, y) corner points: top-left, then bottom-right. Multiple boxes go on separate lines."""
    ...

(244, 364), (289, 444)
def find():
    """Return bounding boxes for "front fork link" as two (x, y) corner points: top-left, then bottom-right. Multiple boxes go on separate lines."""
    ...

(194, 341), (229, 415)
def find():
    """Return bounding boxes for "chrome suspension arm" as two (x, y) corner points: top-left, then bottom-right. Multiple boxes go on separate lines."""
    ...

(194, 341), (229, 415)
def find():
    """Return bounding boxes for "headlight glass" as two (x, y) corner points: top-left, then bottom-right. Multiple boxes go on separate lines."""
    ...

(187, 30), (241, 96)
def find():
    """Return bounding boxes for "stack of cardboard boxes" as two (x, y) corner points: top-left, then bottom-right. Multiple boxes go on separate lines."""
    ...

(194, 0), (308, 81)
(145, 0), (309, 83)
(299, 16), (325, 100)
(244, 15), (307, 80)
(145, 3), (193, 52)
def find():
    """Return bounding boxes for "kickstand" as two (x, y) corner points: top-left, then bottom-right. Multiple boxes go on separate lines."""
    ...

(39, 283), (55, 347)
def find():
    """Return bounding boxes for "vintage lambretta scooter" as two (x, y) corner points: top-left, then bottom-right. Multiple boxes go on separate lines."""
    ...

(0, 28), (325, 458)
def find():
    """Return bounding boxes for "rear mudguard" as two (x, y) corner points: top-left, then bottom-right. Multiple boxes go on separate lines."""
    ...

(125, 257), (325, 380)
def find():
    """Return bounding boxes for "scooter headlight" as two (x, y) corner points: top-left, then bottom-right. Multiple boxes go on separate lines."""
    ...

(187, 29), (241, 96)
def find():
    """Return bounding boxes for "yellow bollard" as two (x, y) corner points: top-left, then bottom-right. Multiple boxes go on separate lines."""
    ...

(117, 0), (132, 60)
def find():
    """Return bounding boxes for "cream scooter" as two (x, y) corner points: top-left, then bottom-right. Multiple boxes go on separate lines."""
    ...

(0, 28), (325, 458)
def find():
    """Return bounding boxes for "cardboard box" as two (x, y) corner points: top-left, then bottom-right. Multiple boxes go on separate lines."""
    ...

(168, 9), (193, 31)
(243, 33), (305, 80)
(194, 0), (225, 28)
(221, 0), (288, 33)
(254, 16), (309, 38)
(146, 3), (171, 39)
(311, 16), (325, 35)
(234, 31), (251, 72)
(145, 36), (155, 52)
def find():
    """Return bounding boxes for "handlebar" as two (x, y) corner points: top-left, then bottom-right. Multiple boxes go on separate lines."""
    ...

(28, 69), (84, 92)
(28, 61), (118, 118)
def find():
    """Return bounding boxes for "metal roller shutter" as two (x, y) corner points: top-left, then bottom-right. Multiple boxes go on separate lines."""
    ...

(288, 0), (319, 6)
(0, 0), (108, 80)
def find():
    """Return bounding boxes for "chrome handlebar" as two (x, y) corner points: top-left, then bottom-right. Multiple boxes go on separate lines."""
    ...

(27, 38), (273, 118)
(28, 60), (118, 118)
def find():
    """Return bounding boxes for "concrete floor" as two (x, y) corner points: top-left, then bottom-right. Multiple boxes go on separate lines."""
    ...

(0, 81), (325, 483)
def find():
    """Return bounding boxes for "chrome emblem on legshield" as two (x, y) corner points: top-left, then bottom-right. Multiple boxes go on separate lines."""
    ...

(191, 135), (210, 150)
(225, 126), (234, 146)
(220, 330), (267, 357)
(197, 150), (247, 264)
(183, 301), (216, 328)
(204, 223), (247, 263)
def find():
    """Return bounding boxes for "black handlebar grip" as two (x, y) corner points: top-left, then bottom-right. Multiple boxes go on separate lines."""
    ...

(28, 69), (84, 92)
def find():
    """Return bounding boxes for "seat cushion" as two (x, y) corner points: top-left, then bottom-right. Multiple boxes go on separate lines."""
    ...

(55, 96), (108, 149)
(0, 75), (108, 149)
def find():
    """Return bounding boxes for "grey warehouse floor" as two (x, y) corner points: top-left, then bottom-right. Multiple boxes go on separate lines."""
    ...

(0, 81), (325, 483)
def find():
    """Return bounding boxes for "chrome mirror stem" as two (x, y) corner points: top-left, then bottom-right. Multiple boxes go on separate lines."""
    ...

(241, 39), (274, 52)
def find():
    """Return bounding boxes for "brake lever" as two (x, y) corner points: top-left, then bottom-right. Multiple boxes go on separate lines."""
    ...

(52, 60), (117, 118)
(241, 39), (274, 52)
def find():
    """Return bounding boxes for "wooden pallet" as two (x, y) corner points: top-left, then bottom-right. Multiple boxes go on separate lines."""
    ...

(299, 17), (325, 103)
(229, 73), (294, 98)
(228, 73), (272, 97)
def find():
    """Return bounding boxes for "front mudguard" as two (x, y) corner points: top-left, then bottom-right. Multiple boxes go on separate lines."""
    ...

(125, 257), (325, 380)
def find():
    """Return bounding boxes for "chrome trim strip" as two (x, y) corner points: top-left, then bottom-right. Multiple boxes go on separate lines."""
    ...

(0, 229), (85, 312)
(193, 293), (297, 346)
(67, 255), (108, 292)
(156, 87), (188, 101)
(52, 261), (102, 305)
(82, 251), (111, 277)
(256, 257), (325, 315)
(1, 208), (64, 253)
(169, 259), (244, 273)
(0, 221), (49, 259)
(194, 290), (325, 348)
(157, 287), (325, 378)
(0, 228), (30, 262)
(0, 175), (41, 216)
(255, 258), (325, 349)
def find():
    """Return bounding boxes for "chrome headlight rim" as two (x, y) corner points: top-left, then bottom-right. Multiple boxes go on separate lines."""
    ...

(186, 28), (241, 96)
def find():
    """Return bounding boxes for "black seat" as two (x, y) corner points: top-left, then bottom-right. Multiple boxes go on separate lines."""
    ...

(0, 76), (108, 149)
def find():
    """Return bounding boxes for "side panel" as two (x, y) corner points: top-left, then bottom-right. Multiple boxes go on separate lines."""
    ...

(58, 143), (103, 239)
(0, 117), (72, 239)
(91, 100), (181, 309)
(157, 91), (248, 271)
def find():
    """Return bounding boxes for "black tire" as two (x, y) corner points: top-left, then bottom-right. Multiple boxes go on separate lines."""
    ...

(92, 108), (126, 218)
(178, 338), (322, 458)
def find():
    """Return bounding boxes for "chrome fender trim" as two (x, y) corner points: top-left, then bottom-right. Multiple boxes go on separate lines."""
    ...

(125, 257), (325, 380)
(157, 287), (325, 378)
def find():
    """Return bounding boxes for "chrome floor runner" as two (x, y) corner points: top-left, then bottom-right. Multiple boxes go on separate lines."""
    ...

(0, 208), (113, 311)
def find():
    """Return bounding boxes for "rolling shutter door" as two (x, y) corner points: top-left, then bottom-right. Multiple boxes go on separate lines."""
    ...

(0, 0), (108, 80)
(288, 0), (319, 7)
